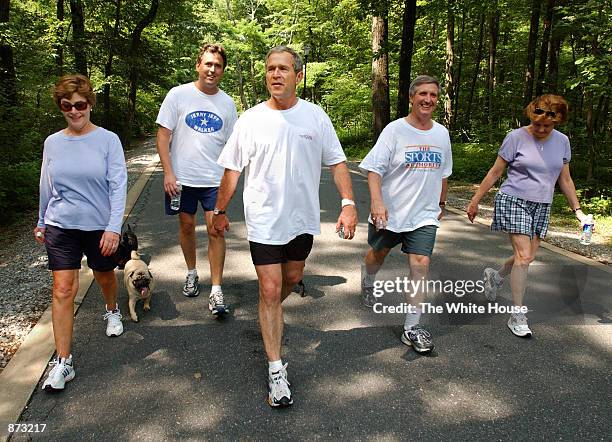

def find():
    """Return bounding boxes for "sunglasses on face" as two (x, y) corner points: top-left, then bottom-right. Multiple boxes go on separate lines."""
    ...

(533, 107), (556, 118)
(59, 100), (89, 111)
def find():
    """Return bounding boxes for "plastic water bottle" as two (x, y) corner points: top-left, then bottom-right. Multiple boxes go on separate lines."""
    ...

(580, 214), (594, 245)
(338, 226), (345, 238)
(170, 181), (182, 211)
(376, 218), (385, 231)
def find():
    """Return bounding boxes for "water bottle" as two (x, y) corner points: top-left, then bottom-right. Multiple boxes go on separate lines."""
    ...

(376, 217), (385, 231)
(338, 226), (345, 238)
(579, 214), (594, 245)
(170, 181), (182, 211)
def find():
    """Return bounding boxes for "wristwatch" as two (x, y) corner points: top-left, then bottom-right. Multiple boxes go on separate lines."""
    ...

(213, 208), (226, 216)
(439, 201), (446, 207)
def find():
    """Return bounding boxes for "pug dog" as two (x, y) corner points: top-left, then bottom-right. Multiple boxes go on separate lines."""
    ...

(115, 224), (139, 269)
(123, 250), (155, 322)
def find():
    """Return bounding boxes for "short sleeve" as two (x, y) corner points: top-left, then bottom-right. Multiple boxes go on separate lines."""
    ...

(442, 129), (453, 179)
(156, 88), (178, 131)
(359, 124), (394, 177)
(562, 134), (571, 164)
(320, 111), (346, 166)
(498, 131), (517, 163)
(217, 117), (249, 172)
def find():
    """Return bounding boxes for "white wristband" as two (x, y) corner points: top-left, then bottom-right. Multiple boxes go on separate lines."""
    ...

(341, 198), (355, 208)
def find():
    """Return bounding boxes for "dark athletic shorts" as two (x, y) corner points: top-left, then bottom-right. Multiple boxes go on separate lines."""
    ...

(165, 185), (218, 215)
(249, 234), (314, 265)
(44, 225), (117, 271)
(367, 223), (437, 257)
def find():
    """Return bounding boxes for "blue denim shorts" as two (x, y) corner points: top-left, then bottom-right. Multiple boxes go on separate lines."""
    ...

(165, 185), (218, 215)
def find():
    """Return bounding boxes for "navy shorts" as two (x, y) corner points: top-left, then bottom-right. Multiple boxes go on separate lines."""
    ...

(249, 234), (314, 265)
(44, 225), (117, 271)
(492, 192), (551, 239)
(165, 185), (218, 215)
(368, 223), (437, 257)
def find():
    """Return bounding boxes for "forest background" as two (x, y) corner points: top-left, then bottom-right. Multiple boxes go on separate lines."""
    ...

(0, 0), (610, 225)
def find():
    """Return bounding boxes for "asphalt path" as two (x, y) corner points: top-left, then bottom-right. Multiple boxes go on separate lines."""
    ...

(14, 166), (611, 440)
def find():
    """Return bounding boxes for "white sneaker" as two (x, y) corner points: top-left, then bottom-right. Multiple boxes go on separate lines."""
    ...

(483, 268), (504, 301)
(267, 363), (293, 408)
(209, 289), (227, 315)
(42, 355), (75, 391)
(507, 312), (532, 337)
(183, 273), (200, 297)
(104, 307), (123, 337)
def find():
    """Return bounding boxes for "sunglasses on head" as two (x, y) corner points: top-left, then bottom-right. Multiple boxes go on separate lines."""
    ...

(533, 107), (556, 118)
(59, 100), (88, 112)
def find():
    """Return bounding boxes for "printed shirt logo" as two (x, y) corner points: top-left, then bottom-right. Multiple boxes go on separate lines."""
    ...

(404, 145), (442, 171)
(185, 111), (223, 133)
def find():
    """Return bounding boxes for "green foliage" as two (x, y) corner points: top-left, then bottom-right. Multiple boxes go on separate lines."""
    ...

(0, 0), (610, 226)
(0, 161), (41, 223)
(449, 142), (499, 182)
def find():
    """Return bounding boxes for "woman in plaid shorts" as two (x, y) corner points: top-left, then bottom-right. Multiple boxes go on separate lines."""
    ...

(466, 95), (590, 338)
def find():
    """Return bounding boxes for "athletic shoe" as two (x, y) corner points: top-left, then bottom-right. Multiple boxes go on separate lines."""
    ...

(483, 268), (504, 301)
(267, 363), (293, 408)
(42, 355), (75, 391)
(401, 324), (435, 353)
(209, 289), (227, 315)
(361, 277), (376, 308)
(507, 312), (532, 337)
(104, 308), (123, 337)
(182, 273), (200, 297)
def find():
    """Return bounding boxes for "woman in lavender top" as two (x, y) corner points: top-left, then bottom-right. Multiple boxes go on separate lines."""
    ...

(466, 95), (588, 338)
(33, 74), (127, 391)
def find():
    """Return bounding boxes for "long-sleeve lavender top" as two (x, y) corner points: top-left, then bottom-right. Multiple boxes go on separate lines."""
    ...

(37, 127), (127, 234)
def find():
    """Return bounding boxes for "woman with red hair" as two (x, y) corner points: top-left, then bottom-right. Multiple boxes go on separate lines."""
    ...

(467, 95), (589, 338)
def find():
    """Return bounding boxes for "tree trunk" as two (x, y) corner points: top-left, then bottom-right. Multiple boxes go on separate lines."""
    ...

(452, 8), (465, 128)
(486, 7), (499, 131)
(585, 90), (595, 181)
(371, 12), (390, 142)
(56, 0), (64, 74)
(535, 0), (554, 96)
(69, 0), (87, 75)
(522, 0), (540, 114)
(103, 0), (121, 128)
(225, 0), (248, 111)
(465, 12), (485, 126)
(126, 0), (159, 147)
(546, 0), (565, 93)
(444, 0), (455, 130)
(249, 56), (259, 104)
(396, 0), (416, 119)
(0, 0), (17, 107)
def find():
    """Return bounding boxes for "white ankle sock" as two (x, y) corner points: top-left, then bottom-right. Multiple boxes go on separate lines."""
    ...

(493, 270), (504, 283)
(187, 269), (197, 276)
(404, 310), (422, 331)
(363, 272), (378, 287)
(269, 360), (283, 374)
(211, 285), (222, 293)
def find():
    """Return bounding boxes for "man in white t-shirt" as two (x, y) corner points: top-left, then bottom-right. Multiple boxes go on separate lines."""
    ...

(214, 46), (358, 408)
(359, 75), (452, 355)
(156, 43), (238, 314)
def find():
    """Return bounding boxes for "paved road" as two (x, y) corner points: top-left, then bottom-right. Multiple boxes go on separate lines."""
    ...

(14, 167), (611, 440)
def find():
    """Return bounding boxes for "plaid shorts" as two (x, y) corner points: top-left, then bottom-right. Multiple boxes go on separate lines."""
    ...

(491, 192), (551, 239)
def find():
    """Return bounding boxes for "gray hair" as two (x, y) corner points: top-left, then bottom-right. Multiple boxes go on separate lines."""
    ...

(265, 46), (303, 73)
(409, 75), (440, 97)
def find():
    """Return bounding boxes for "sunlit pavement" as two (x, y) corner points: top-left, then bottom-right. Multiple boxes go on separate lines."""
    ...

(14, 167), (611, 440)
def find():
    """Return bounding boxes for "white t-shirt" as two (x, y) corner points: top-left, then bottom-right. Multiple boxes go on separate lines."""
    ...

(217, 99), (346, 245)
(359, 118), (452, 232)
(156, 83), (238, 187)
